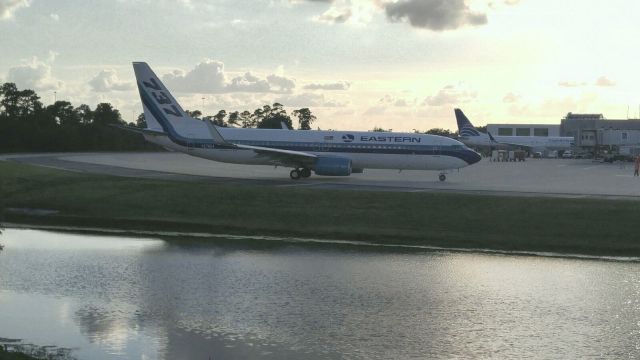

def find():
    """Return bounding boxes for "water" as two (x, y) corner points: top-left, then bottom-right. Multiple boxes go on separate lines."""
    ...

(1, 228), (639, 359)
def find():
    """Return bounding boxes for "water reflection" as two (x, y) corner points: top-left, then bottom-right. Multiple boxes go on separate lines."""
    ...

(0, 228), (639, 359)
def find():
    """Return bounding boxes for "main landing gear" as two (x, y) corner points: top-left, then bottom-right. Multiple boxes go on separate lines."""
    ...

(290, 168), (311, 180)
(438, 173), (447, 182)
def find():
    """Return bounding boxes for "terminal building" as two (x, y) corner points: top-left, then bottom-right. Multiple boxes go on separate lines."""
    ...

(486, 124), (561, 138)
(560, 113), (640, 155)
(486, 113), (640, 156)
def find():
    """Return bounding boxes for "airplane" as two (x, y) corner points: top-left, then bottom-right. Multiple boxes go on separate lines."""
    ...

(124, 62), (481, 181)
(455, 108), (574, 151)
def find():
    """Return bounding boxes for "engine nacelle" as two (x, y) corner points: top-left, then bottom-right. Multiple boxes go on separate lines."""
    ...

(313, 156), (352, 176)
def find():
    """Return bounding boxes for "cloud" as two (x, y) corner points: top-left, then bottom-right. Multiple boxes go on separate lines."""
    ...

(303, 81), (350, 90)
(162, 59), (296, 94)
(316, 7), (352, 24)
(507, 93), (599, 118)
(226, 72), (271, 93)
(502, 92), (520, 103)
(6, 53), (63, 91)
(0, 0), (30, 20)
(275, 92), (346, 107)
(558, 81), (587, 88)
(379, 94), (413, 107)
(363, 105), (387, 116)
(162, 59), (227, 93)
(423, 84), (477, 106)
(266, 74), (296, 93)
(88, 69), (134, 92)
(384, 0), (487, 31)
(297, 0), (501, 30)
(50, 13), (59, 21)
(595, 76), (615, 87)
(488, 0), (520, 8)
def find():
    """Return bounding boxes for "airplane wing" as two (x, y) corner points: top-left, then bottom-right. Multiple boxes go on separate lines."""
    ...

(110, 124), (167, 137)
(204, 120), (317, 168)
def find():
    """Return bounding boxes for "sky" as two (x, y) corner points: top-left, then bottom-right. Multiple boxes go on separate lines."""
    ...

(2, 0), (640, 131)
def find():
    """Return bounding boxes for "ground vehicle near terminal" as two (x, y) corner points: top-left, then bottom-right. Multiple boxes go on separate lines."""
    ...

(124, 62), (481, 181)
(562, 150), (573, 159)
(490, 150), (526, 162)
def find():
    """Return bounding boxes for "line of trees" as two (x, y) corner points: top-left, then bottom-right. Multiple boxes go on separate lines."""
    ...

(0, 83), (157, 152)
(0, 83), (319, 153)
(181, 103), (317, 130)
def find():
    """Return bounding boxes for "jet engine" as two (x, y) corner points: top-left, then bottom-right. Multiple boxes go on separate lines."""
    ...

(313, 156), (352, 176)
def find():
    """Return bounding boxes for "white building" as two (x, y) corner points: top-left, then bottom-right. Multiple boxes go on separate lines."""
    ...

(486, 124), (560, 137)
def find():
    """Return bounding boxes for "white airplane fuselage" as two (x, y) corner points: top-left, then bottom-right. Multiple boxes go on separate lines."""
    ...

(459, 134), (573, 151)
(145, 126), (479, 171)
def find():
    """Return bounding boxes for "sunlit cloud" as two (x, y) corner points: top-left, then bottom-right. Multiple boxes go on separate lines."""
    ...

(6, 51), (63, 91)
(303, 81), (351, 90)
(595, 76), (615, 87)
(0, 0), (30, 20)
(162, 60), (297, 94)
(88, 69), (134, 92)
(422, 84), (477, 107)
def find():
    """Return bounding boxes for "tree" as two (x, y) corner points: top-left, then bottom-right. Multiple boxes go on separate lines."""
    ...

(213, 110), (227, 126)
(0, 83), (42, 117)
(257, 103), (293, 129)
(293, 108), (316, 130)
(0, 83), (19, 117)
(227, 111), (240, 126)
(186, 109), (202, 119)
(93, 103), (124, 126)
(372, 127), (391, 132)
(425, 128), (454, 137)
(136, 113), (147, 128)
(46, 101), (80, 127)
(75, 104), (93, 125)
(240, 110), (254, 128)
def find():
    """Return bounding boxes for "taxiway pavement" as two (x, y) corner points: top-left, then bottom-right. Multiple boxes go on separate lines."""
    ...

(3, 152), (640, 200)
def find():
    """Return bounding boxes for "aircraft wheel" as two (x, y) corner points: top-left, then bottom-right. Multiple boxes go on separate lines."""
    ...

(439, 173), (446, 182)
(290, 169), (301, 180)
(300, 168), (311, 178)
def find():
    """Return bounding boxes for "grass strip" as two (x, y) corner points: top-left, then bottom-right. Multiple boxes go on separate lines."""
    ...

(1, 160), (639, 256)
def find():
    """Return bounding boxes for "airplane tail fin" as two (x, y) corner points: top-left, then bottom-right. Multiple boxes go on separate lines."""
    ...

(132, 62), (190, 136)
(455, 108), (481, 137)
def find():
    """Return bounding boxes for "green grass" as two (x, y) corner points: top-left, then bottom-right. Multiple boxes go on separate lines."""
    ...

(1, 160), (640, 256)
(0, 348), (38, 360)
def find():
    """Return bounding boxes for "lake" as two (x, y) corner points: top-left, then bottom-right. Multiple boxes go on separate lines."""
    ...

(0, 228), (639, 359)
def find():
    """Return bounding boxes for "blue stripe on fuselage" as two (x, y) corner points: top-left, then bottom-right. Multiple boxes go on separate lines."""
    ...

(139, 83), (481, 165)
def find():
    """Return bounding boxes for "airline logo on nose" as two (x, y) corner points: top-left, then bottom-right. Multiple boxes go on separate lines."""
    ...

(342, 134), (355, 142)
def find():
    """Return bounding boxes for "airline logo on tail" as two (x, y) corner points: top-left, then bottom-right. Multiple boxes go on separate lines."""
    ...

(455, 108), (480, 137)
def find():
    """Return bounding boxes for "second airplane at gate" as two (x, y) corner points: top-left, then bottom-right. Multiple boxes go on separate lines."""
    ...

(128, 62), (481, 181)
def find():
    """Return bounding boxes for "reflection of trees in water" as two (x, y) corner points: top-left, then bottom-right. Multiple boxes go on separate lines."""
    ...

(0, 201), (4, 251)
(0, 339), (76, 359)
